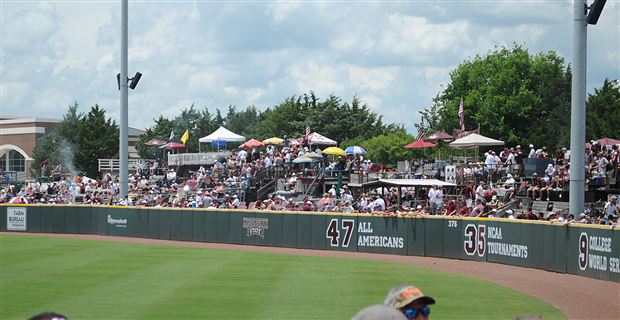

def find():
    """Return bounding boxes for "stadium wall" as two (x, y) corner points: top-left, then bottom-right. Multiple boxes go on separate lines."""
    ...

(1, 205), (618, 282)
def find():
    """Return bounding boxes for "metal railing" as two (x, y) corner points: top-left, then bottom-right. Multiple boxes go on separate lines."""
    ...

(167, 152), (231, 166)
(98, 159), (141, 172)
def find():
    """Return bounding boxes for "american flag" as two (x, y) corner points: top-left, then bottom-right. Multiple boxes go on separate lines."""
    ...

(305, 124), (311, 142)
(417, 120), (425, 140)
(458, 97), (465, 130)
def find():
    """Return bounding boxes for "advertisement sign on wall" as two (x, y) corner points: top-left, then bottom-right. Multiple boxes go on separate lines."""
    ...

(7, 207), (27, 231)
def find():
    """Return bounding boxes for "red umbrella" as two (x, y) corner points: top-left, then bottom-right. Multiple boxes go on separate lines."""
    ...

(596, 138), (620, 146)
(403, 140), (437, 149)
(241, 138), (264, 149)
(145, 138), (167, 146)
(159, 142), (186, 150)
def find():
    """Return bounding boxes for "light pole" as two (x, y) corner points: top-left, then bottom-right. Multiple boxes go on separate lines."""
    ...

(119, 0), (141, 199)
(569, 0), (607, 216)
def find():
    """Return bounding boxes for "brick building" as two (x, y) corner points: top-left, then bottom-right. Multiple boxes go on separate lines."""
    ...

(0, 116), (144, 181)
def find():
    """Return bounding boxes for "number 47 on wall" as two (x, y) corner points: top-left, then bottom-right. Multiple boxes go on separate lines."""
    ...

(326, 219), (355, 247)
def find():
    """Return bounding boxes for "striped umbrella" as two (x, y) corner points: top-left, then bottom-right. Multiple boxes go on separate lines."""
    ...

(304, 152), (323, 159)
(344, 146), (367, 155)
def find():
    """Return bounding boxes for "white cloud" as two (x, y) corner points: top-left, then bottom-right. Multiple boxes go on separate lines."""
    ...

(1, 1), (618, 135)
(97, 52), (115, 71)
(245, 88), (265, 105)
(378, 14), (473, 60)
(288, 61), (344, 95)
(266, 1), (301, 24)
(347, 65), (398, 92)
(359, 95), (382, 110)
(31, 88), (73, 112)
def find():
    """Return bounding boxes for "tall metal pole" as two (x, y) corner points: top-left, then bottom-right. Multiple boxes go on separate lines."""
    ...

(120, 0), (129, 199)
(569, 0), (587, 216)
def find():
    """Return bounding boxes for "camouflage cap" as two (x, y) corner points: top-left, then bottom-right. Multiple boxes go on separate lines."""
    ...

(384, 285), (436, 309)
(352, 304), (407, 320)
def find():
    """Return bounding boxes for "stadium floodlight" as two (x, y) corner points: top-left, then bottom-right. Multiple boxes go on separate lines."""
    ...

(116, 72), (143, 90)
(586, 0), (607, 25)
(129, 72), (142, 89)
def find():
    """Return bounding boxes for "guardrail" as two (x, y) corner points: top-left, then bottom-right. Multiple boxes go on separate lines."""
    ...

(167, 152), (231, 166)
(98, 159), (141, 172)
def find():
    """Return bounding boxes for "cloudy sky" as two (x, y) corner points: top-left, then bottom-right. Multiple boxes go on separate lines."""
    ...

(1, 1), (618, 134)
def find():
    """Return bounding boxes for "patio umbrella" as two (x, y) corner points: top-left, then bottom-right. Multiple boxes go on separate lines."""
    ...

(292, 155), (316, 164)
(305, 152), (323, 159)
(145, 138), (167, 146)
(344, 146), (367, 155)
(403, 140), (437, 149)
(597, 137), (620, 146)
(322, 147), (346, 156)
(159, 142), (186, 150)
(262, 137), (284, 145)
(241, 138), (264, 149)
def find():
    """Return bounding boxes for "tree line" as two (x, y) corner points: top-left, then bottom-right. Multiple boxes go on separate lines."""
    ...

(32, 45), (620, 178)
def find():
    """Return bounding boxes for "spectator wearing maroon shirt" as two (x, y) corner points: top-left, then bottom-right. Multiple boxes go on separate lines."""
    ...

(460, 182), (475, 208)
(457, 202), (470, 216)
(444, 200), (457, 216)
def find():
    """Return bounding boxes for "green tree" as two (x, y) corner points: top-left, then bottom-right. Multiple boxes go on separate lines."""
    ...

(76, 105), (119, 177)
(254, 93), (399, 143)
(136, 116), (175, 159)
(342, 130), (414, 166)
(435, 44), (571, 148)
(586, 79), (620, 140)
(32, 104), (118, 178)
(418, 100), (442, 132)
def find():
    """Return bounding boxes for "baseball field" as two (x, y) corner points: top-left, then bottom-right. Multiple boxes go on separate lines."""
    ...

(0, 234), (564, 319)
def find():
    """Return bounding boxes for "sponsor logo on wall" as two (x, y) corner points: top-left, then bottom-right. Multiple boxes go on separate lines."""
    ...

(578, 232), (619, 273)
(243, 217), (269, 239)
(356, 221), (404, 249)
(463, 224), (528, 259)
(7, 207), (27, 231)
(107, 214), (127, 228)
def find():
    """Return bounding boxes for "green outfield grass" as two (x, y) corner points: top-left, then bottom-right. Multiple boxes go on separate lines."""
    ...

(0, 235), (565, 320)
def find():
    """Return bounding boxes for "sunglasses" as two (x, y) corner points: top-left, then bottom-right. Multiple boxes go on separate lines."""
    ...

(404, 306), (431, 319)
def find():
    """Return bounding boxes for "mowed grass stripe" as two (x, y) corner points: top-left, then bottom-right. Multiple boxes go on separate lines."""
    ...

(0, 235), (565, 320)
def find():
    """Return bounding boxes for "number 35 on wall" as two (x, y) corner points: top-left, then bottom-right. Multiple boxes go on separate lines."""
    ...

(464, 224), (486, 257)
(326, 219), (355, 247)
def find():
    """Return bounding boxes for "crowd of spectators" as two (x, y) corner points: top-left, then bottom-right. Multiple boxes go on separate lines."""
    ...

(1, 140), (618, 226)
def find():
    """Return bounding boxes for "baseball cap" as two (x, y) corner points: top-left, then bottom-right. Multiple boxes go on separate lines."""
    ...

(352, 305), (407, 320)
(384, 285), (436, 309)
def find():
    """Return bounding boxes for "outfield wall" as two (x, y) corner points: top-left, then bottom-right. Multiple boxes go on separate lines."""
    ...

(1, 205), (618, 282)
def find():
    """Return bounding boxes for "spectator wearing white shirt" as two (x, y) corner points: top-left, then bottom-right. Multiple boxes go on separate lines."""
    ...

(427, 186), (437, 214)
(475, 181), (485, 201)
(528, 144), (536, 158)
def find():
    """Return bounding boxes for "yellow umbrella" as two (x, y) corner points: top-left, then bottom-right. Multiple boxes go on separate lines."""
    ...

(322, 147), (345, 156)
(262, 137), (284, 145)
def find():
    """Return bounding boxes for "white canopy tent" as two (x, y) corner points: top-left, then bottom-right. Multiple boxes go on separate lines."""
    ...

(307, 132), (337, 145)
(198, 126), (245, 152)
(449, 133), (504, 148)
(199, 126), (245, 143)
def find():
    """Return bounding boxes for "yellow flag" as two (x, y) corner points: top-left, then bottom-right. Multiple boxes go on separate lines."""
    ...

(180, 129), (189, 144)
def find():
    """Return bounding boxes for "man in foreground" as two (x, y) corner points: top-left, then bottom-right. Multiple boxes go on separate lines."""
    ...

(384, 285), (436, 319)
